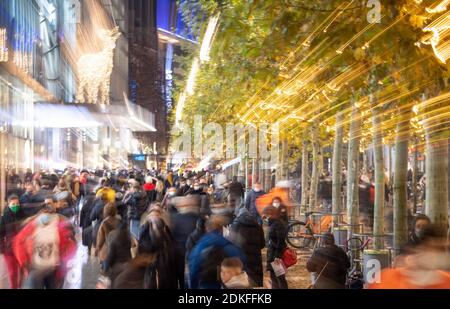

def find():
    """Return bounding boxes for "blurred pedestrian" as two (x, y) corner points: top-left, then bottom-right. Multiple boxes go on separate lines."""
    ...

(229, 207), (265, 287)
(262, 206), (288, 289)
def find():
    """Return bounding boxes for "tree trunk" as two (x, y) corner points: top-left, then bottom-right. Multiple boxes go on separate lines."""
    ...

(301, 136), (309, 211)
(332, 112), (344, 226)
(393, 110), (411, 253)
(252, 158), (257, 186)
(425, 132), (449, 237)
(265, 163), (272, 192)
(309, 126), (320, 211)
(412, 140), (418, 214)
(259, 159), (264, 185)
(346, 103), (361, 237)
(372, 106), (385, 250)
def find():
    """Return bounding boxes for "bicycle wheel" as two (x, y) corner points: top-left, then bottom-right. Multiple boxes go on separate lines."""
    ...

(286, 221), (314, 249)
(346, 237), (363, 252)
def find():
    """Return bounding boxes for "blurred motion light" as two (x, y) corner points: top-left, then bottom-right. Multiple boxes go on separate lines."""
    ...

(0, 28), (7, 62)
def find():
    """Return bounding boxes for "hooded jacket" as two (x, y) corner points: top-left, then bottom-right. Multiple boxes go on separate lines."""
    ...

(229, 208), (265, 286)
(188, 230), (246, 289)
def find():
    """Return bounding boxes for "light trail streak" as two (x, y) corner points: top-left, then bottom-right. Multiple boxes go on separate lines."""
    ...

(302, 1), (350, 47)
(336, 21), (379, 54)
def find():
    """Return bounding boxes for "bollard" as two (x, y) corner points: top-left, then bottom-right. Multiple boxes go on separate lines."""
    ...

(362, 249), (390, 286)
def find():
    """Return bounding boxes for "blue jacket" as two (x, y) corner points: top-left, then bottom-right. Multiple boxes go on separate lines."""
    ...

(188, 230), (246, 289)
(245, 190), (266, 219)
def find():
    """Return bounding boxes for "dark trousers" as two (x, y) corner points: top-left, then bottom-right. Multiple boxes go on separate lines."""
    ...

(23, 269), (59, 289)
(269, 269), (288, 289)
(175, 251), (185, 289)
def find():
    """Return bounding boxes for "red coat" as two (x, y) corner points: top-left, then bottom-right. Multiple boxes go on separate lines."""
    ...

(143, 183), (156, 192)
(12, 215), (77, 286)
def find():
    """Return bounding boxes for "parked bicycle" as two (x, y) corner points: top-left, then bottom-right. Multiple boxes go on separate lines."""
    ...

(286, 211), (333, 249)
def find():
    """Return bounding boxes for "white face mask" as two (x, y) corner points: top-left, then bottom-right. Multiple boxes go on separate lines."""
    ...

(254, 188), (261, 192)
(273, 202), (281, 208)
(194, 186), (200, 191)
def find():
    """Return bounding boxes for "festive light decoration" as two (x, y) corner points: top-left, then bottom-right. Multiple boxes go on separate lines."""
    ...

(175, 14), (220, 128)
(76, 27), (120, 104)
(420, 11), (450, 64)
(0, 28), (7, 62)
(425, 0), (450, 13)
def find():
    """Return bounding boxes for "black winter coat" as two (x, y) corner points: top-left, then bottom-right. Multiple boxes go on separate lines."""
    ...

(266, 218), (287, 270)
(306, 244), (350, 289)
(0, 208), (24, 254)
(229, 210), (265, 286)
(170, 211), (200, 256)
(104, 227), (132, 280)
(80, 193), (96, 247)
(90, 198), (105, 246)
(124, 191), (147, 220)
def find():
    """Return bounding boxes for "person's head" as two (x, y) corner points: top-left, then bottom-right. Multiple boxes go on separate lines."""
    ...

(199, 178), (206, 184)
(323, 233), (335, 246)
(261, 206), (280, 224)
(131, 183), (141, 193)
(180, 178), (186, 187)
(167, 187), (177, 197)
(7, 195), (20, 213)
(220, 257), (244, 284)
(232, 176), (238, 182)
(253, 182), (262, 192)
(207, 185), (214, 195)
(206, 215), (227, 233)
(103, 178), (112, 188)
(272, 197), (282, 208)
(186, 179), (192, 186)
(193, 181), (201, 191)
(138, 217), (171, 255)
(44, 196), (58, 213)
(80, 170), (89, 179)
(103, 203), (117, 218)
(148, 207), (163, 219)
(413, 214), (432, 239)
(57, 178), (66, 188)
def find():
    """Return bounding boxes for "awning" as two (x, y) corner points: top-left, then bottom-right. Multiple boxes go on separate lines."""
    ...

(32, 102), (156, 132)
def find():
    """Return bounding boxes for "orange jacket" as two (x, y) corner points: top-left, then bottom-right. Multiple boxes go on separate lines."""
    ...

(369, 268), (450, 289)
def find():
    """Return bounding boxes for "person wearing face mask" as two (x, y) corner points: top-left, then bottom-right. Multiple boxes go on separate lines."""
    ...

(161, 187), (178, 212)
(169, 196), (201, 288)
(244, 182), (266, 225)
(0, 195), (24, 288)
(271, 197), (288, 224)
(186, 181), (206, 196)
(261, 206), (288, 289)
(177, 178), (190, 196)
(400, 214), (432, 255)
(12, 204), (76, 289)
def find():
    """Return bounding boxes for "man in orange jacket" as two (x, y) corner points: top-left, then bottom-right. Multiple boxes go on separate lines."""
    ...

(369, 226), (450, 289)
